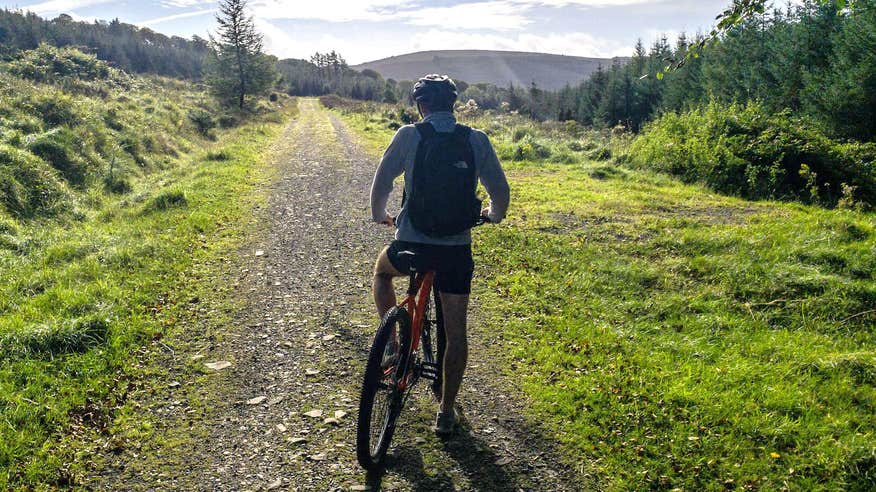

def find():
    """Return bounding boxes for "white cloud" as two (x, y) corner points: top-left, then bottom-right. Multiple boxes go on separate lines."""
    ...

(248, 0), (649, 30)
(139, 8), (214, 26)
(404, 1), (531, 31)
(22, 0), (115, 15)
(252, 17), (302, 58)
(527, 0), (658, 6)
(251, 0), (407, 23)
(160, 0), (213, 7)
(410, 28), (632, 58)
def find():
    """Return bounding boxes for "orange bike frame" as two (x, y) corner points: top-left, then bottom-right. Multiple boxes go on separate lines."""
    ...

(396, 271), (434, 389)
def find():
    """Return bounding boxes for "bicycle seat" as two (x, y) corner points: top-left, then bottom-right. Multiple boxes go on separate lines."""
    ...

(397, 250), (417, 261)
(396, 250), (427, 273)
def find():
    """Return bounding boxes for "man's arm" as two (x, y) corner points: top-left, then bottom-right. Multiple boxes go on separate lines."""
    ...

(473, 130), (510, 223)
(370, 127), (413, 224)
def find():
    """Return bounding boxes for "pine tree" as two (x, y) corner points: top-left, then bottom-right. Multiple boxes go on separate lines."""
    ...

(207, 0), (277, 109)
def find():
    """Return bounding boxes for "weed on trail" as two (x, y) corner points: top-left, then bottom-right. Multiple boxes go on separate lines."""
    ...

(332, 101), (876, 491)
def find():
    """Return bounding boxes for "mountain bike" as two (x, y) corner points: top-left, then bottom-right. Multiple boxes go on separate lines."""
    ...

(356, 218), (488, 471)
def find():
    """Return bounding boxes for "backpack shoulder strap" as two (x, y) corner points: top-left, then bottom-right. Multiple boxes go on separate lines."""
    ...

(454, 124), (475, 166)
(415, 122), (437, 140)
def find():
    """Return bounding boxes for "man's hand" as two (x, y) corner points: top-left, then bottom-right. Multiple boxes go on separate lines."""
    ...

(481, 207), (498, 223)
(378, 213), (395, 228)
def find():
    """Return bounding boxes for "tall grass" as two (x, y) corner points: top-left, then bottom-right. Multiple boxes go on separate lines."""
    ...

(332, 99), (876, 490)
(0, 46), (294, 486)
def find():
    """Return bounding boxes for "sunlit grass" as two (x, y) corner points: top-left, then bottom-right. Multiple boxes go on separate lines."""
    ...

(334, 102), (876, 491)
(0, 89), (294, 486)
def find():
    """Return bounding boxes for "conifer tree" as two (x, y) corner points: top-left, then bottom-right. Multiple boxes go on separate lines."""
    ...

(206, 0), (277, 109)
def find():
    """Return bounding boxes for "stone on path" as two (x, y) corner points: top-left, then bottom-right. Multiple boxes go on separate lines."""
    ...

(204, 361), (232, 371)
(246, 396), (267, 405)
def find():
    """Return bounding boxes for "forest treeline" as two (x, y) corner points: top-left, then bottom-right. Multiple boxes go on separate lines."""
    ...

(0, 9), (209, 78)
(4, 2), (874, 141)
(550, 0), (876, 141)
(2, 2), (874, 207)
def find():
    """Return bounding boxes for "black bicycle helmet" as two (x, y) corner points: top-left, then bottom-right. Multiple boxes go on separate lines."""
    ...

(412, 74), (458, 111)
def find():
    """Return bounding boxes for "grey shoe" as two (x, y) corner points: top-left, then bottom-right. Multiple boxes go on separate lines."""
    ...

(433, 410), (458, 437)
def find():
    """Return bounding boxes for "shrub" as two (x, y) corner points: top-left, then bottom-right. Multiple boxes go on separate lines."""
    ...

(0, 144), (69, 217)
(31, 93), (80, 127)
(103, 174), (132, 194)
(549, 152), (578, 164)
(26, 128), (91, 185)
(512, 127), (532, 142)
(0, 114), (42, 134)
(630, 101), (876, 207)
(589, 164), (626, 180)
(512, 135), (551, 161)
(395, 106), (418, 124)
(188, 109), (216, 136)
(146, 189), (188, 212)
(218, 113), (239, 128)
(0, 216), (17, 235)
(318, 95), (366, 112)
(586, 146), (612, 161)
(8, 44), (130, 95)
(206, 150), (232, 161)
(9, 44), (111, 83)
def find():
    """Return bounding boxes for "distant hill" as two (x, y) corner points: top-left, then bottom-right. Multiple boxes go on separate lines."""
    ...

(353, 50), (628, 91)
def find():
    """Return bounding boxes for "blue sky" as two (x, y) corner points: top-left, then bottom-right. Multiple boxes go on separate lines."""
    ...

(3, 0), (734, 64)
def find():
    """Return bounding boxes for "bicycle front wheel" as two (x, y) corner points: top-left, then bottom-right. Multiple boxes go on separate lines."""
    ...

(356, 306), (412, 470)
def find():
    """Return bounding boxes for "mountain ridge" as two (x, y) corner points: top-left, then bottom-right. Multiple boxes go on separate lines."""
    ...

(352, 49), (628, 91)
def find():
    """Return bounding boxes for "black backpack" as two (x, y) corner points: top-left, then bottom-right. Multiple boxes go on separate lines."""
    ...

(405, 122), (481, 237)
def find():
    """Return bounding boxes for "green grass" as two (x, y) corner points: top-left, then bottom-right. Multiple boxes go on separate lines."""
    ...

(332, 101), (876, 491)
(0, 118), (293, 486)
(0, 56), (295, 486)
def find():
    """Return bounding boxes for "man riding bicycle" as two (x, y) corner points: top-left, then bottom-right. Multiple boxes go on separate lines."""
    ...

(370, 74), (510, 436)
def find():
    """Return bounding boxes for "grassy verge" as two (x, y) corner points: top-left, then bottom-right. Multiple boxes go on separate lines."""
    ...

(330, 101), (876, 491)
(0, 80), (295, 486)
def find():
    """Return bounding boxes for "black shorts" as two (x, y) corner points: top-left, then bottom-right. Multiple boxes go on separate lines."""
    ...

(386, 240), (474, 295)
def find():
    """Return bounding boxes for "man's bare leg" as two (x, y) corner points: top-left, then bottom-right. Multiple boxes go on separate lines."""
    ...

(438, 292), (469, 414)
(372, 247), (403, 318)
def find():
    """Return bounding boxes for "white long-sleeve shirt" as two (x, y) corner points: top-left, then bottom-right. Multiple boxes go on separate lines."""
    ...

(370, 111), (511, 246)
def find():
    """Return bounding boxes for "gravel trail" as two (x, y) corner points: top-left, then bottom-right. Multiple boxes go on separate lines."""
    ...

(96, 98), (582, 491)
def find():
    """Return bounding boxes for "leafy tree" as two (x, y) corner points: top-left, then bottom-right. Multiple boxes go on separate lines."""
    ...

(206, 0), (277, 109)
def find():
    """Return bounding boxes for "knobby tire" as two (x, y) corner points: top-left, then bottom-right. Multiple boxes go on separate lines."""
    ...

(356, 307), (412, 470)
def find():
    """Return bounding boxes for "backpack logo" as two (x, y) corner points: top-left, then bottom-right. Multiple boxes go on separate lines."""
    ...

(452, 161), (468, 169)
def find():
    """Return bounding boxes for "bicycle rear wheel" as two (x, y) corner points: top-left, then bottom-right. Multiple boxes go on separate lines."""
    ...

(356, 306), (412, 470)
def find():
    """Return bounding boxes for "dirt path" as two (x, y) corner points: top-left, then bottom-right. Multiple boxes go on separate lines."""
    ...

(95, 98), (582, 491)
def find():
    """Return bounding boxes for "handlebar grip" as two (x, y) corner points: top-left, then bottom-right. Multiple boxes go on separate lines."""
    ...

(475, 215), (492, 226)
